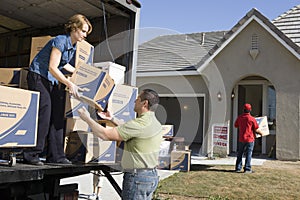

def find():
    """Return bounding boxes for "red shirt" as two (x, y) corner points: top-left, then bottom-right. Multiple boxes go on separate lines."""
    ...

(234, 113), (259, 143)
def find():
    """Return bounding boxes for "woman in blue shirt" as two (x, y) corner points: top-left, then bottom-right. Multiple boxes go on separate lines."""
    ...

(23, 14), (92, 165)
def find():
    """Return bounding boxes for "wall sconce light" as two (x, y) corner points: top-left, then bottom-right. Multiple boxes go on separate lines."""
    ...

(217, 91), (222, 101)
(231, 91), (235, 99)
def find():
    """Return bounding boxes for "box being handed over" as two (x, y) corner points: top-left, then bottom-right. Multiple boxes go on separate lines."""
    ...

(65, 62), (115, 118)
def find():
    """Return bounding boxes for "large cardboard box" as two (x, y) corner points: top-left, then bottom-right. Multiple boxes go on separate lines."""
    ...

(0, 68), (21, 87)
(255, 116), (270, 137)
(161, 125), (174, 137)
(75, 40), (94, 67)
(66, 118), (90, 133)
(94, 62), (126, 84)
(0, 86), (39, 147)
(158, 155), (170, 170)
(106, 84), (137, 123)
(65, 62), (115, 118)
(170, 150), (191, 172)
(30, 36), (53, 64)
(30, 36), (94, 69)
(65, 131), (116, 163)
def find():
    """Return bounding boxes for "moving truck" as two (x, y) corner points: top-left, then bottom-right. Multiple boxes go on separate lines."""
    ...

(0, 0), (141, 199)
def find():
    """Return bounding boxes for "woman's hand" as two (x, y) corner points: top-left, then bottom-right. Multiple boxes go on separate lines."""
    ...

(67, 82), (82, 99)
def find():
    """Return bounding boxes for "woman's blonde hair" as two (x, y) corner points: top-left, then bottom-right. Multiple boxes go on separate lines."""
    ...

(64, 14), (92, 35)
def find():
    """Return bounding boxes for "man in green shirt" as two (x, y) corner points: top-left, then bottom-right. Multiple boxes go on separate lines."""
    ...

(78, 89), (162, 200)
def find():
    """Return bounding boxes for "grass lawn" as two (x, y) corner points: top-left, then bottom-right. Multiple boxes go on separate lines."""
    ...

(154, 159), (300, 200)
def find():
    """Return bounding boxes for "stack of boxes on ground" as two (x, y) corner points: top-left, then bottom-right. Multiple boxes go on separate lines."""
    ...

(159, 125), (191, 172)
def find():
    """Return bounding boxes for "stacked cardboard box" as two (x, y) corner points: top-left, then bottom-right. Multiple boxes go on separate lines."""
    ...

(0, 85), (39, 147)
(94, 62), (126, 84)
(65, 131), (116, 163)
(170, 150), (191, 172)
(0, 68), (28, 89)
(158, 125), (174, 170)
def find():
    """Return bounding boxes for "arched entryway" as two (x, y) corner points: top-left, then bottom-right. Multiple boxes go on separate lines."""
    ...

(231, 76), (276, 158)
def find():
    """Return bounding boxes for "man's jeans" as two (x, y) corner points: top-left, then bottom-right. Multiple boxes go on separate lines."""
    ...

(235, 141), (255, 172)
(122, 168), (159, 200)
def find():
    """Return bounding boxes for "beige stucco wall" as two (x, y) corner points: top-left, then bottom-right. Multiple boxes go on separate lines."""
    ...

(209, 20), (300, 160)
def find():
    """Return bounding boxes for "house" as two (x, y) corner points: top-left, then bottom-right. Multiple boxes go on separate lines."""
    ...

(136, 5), (300, 161)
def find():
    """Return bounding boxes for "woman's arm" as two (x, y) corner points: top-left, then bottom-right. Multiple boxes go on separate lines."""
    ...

(48, 47), (81, 98)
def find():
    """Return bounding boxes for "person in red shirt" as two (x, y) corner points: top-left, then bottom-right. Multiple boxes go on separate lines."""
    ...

(234, 103), (263, 173)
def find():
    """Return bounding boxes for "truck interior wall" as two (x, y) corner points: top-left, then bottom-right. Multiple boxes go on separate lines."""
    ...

(0, 14), (135, 72)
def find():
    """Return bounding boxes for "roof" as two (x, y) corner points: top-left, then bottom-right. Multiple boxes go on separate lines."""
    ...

(272, 5), (300, 46)
(137, 7), (300, 74)
(137, 31), (227, 73)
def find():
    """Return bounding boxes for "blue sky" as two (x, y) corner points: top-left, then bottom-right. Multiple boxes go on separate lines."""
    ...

(138, 0), (300, 43)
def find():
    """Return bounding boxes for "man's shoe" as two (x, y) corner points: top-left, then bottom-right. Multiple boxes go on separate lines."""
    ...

(24, 159), (44, 166)
(244, 170), (254, 174)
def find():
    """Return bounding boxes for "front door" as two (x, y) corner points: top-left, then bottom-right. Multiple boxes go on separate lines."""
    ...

(232, 79), (276, 157)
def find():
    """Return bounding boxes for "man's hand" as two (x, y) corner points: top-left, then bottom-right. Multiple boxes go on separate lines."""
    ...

(97, 110), (112, 120)
(78, 106), (90, 122)
(256, 128), (264, 136)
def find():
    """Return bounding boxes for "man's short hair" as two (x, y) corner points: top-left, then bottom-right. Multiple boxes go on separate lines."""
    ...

(140, 89), (159, 111)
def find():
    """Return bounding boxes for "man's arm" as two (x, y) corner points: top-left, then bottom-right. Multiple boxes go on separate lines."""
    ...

(78, 107), (124, 141)
(255, 128), (264, 136)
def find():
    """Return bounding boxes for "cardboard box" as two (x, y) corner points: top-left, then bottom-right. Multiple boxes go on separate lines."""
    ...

(75, 40), (94, 67)
(106, 84), (137, 123)
(0, 68), (27, 88)
(94, 62), (126, 84)
(66, 118), (90, 133)
(161, 125), (174, 137)
(65, 62), (115, 118)
(0, 85), (39, 147)
(0, 68), (21, 86)
(19, 68), (29, 89)
(170, 150), (191, 172)
(158, 155), (170, 170)
(30, 36), (94, 69)
(255, 116), (270, 137)
(65, 131), (116, 163)
(30, 36), (53, 64)
(159, 140), (171, 157)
